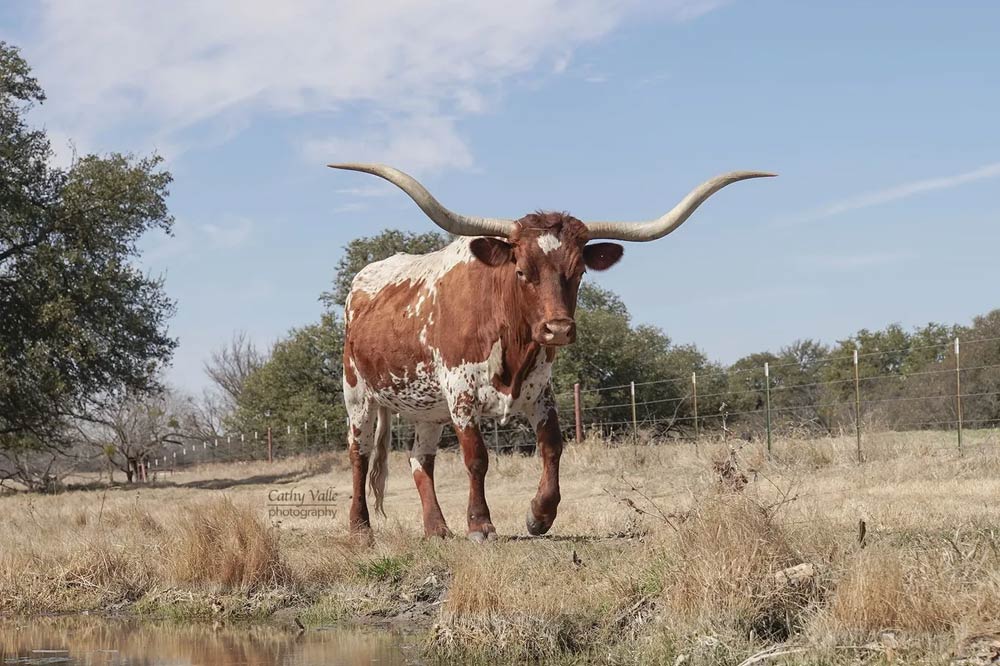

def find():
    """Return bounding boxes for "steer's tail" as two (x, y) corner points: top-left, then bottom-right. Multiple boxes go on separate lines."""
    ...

(369, 406), (391, 517)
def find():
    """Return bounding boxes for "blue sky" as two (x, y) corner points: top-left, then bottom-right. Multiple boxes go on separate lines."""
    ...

(2, 1), (998, 393)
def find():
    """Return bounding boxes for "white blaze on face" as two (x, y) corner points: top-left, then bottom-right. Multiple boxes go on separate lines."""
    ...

(536, 233), (562, 255)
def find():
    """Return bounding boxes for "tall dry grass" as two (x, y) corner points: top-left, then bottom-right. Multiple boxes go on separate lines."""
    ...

(2, 431), (1000, 662)
(168, 498), (290, 590)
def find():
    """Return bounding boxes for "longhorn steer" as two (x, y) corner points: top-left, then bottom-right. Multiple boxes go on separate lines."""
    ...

(330, 163), (774, 541)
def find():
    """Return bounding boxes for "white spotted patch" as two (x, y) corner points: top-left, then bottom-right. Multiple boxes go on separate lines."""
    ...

(348, 336), (555, 443)
(529, 385), (558, 429)
(351, 240), (476, 304)
(345, 238), (561, 461)
(439, 339), (508, 429)
(409, 457), (423, 474)
(343, 358), (377, 455)
(536, 233), (562, 255)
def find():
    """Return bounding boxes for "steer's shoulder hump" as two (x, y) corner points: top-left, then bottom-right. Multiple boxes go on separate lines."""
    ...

(351, 239), (477, 299)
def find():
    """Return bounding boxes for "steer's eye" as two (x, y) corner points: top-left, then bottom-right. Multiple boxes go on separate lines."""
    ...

(516, 269), (526, 281)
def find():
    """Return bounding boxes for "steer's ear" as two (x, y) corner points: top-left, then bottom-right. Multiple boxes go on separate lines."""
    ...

(582, 242), (623, 271)
(470, 237), (514, 267)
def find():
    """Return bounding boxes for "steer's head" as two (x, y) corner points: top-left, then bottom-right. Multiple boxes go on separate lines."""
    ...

(468, 213), (622, 346)
(328, 163), (775, 348)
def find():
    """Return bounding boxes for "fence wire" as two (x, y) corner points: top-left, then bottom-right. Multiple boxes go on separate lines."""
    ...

(141, 335), (1000, 474)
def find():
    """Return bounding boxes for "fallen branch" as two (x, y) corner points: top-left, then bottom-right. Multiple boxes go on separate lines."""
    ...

(736, 645), (808, 666)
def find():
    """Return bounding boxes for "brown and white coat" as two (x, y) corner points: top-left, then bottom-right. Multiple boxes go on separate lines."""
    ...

(331, 163), (774, 540)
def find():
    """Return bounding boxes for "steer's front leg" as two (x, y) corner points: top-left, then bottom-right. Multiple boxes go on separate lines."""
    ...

(527, 386), (562, 536)
(454, 423), (496, 542)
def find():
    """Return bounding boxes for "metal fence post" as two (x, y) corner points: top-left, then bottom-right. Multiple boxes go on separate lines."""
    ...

(573, 382), (583, 444)
(956, 337), (963, 455)
(854, 348), (862, 463)
(764, 362), (772, 456)
(630, 381), (638, 443)
(691, 372), (699, 452)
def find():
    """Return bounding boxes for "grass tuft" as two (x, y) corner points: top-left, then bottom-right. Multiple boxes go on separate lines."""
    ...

(356, 554), (412, 583)
(166, 497), (290, 591)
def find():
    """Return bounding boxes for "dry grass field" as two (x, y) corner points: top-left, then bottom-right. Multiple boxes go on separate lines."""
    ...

(3, 431), (1000, 664)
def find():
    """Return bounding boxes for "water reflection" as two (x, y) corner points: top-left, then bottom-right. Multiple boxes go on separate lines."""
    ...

(0, 615), (414, 665)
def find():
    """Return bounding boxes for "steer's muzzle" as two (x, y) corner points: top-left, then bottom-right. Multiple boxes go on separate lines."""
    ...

(541, 318), (576, 346)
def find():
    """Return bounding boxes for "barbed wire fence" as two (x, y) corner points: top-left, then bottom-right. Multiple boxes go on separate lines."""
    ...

(142, 335), (1000, 477)
(570, 336), (1000, 457)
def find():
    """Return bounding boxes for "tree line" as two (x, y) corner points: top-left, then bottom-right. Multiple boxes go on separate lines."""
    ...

(203, 230), (1000, 454)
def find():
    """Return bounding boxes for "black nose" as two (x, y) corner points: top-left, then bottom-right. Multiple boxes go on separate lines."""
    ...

(542, 319), (576, 345)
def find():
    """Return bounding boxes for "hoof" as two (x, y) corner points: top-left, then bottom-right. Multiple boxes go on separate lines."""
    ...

(349, 526), (375, 546)
(526, 509), (553, 536)
(467, 528), (497, 543)
(424, 525), (453, 539)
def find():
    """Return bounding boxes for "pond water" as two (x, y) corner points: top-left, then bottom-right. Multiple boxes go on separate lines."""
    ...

(0, 616), (419, 665)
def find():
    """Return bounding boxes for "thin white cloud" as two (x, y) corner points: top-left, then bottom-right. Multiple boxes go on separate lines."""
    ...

(670, 0), (730, 20)
(552, 52), (573, 74)
(140, 216), (255, 272)
(331, 202), (366, 214)
(801, 161), (1000, 222)
(302, 116), (474, 175)
(334, 185), (396, 199)
(20, 0), (725, 167)
(794, 250), (916, 272)
(632, 71), (672, 88)
(201, 217), (253, 249)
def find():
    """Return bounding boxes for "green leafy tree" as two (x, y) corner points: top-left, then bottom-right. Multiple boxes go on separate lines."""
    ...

(0, 42), (175, 444)
(768, 340), (833, 432)
(552, 283), (718, 437)
(947, 310), (1000, 426)
(907, 323), (958, 370)
(725, 351), (780, 420)
(230, 313), (347, 454)
(321, 229), (450, 308)
(823, 324), (912, 399)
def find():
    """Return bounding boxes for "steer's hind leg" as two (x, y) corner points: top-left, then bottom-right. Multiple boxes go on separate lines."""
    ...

(345, 384), (377, 536)
(526, 386), (562, 536)
(410, 422), (450, 538)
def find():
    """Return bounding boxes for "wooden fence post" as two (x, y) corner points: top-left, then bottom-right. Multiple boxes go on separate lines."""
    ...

(764, 362), (772, 456)
(573, 382), (583, 444)
(630, 381), (638, 443)
(691, 372), (699, 452)
(854, 348), (862, 463)
(955, 337), (963, 455)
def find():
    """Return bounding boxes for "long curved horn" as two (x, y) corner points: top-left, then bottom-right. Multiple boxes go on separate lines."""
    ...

(584, 171), (776, 241)
(328, 163), (515, 238)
